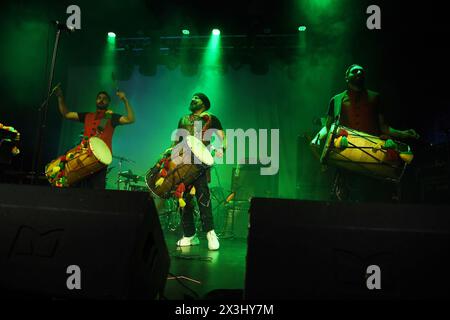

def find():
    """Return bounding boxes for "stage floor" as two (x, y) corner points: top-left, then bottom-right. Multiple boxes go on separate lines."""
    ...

(162, 230), (248, 300)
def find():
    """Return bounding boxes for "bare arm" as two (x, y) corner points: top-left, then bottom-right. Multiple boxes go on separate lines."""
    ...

(217, 129), (226, 149)
(211, 129), (226, 158)
(55, 86), (79, 121)
(379, 114), (420, 140)
(116, 91), (135, 125)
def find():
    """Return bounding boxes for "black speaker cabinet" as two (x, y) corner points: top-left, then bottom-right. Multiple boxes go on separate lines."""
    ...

(245, 198), (450, 299)
(0, 184), (170, 299)
(221, 201), (250, 239)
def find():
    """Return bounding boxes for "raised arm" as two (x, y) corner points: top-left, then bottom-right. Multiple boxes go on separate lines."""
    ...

(55, 85), (79, 121)
(116, 91), (135, 125)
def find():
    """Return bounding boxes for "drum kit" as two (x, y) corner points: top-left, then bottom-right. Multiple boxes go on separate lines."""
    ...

(116, 168), (146, 191)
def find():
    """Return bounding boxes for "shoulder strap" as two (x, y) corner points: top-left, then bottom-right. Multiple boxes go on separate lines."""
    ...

(199, 111), (212, 118)
(100, 110), (114, 127)
(332, 91), (346, 122)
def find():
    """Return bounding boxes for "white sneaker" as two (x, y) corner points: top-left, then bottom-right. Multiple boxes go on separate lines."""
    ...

(206, 230), (220, 251)
(176, 234), (200, 247)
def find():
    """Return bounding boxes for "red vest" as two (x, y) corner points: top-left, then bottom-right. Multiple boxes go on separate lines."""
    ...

(340, 90), (381, 136)
(83, 110), (115, 151)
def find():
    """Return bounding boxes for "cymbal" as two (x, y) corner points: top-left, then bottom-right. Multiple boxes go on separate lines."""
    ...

(113, 155), (135, 163)
(118, 170), (144, 181)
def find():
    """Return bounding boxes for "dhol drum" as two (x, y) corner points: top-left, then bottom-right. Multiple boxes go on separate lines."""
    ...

(45, 136), (112, 187)
(146, 135), (214, 199)
(320, 124), (413, 182)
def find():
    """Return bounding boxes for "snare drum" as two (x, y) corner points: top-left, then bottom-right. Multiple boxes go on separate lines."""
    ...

(146, 135), (214, 199)
(45, 137), (112, 187)
(320, 124), (412, 182)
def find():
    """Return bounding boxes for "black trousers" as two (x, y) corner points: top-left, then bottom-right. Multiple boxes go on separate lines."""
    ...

(331, 169), (398, 203)
(181, 171), (214, 237)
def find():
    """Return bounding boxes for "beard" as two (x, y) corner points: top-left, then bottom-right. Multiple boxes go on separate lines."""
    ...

(96, 104), (108, 110)
(189, 103), (202, 112)
(350, 77), (365, 89)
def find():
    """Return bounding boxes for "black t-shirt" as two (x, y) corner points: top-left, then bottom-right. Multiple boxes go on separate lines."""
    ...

(177, 112), (223, 144)
(177, 113), (223, 132)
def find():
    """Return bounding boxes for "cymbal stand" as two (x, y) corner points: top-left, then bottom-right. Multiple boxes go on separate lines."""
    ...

(116, 157), (123, 190)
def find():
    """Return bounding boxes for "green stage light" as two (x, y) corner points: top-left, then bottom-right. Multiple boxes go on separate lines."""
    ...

(108, 32), (116, 38)
(298, 26), (307, 32)
(212, 29), (220, 36)
(182, 29), (190, 35)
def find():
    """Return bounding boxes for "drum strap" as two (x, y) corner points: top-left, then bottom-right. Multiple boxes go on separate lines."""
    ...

(332, 91), (346, 124)
(96, 114), (109, 134)
(321, 92), (345, 164)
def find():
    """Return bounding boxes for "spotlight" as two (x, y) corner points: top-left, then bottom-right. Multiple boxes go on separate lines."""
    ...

(108, 32), (116, 38)
(182, 29), (190, 35)
(212, 29), (220, 36)
(298, 26), (307, 32)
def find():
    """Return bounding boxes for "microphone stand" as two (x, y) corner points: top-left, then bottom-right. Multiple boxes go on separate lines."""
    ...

(117, 158), (123, 190)
(31, 25), (62, 184)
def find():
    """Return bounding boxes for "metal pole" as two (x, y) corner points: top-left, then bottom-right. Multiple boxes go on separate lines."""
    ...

(32, 27), (62, 183)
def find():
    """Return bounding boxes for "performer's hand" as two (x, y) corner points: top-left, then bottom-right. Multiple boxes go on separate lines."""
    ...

(116, 91), (127, 101)
(54, 85), (63, 98)
(163, 147), (173, 156)
(310, 133), (321, 146)
(12, 146), (20, 156)
(214, 149), (224, 158)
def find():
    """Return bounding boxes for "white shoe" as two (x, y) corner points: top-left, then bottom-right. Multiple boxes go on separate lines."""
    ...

(206, 230), (220, 251)
(176, 234), (200, 247)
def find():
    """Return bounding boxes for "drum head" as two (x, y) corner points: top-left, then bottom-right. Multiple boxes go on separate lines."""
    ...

(186, 135), (214, 166)
(89, 137), (112, 165)
(319, 123), (336, 164)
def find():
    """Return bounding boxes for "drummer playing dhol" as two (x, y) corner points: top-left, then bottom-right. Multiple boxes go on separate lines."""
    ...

(174, 93), (225, 251)
(55, 85), (135, 189)
(314, 64), (420, 202)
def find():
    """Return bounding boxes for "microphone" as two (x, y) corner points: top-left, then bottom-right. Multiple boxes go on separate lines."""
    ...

(52, 20), (76, 33)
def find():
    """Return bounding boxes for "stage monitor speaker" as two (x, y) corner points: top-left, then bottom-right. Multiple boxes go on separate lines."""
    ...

(0, 183), (170, 299)
(245, 198), (450, 299)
